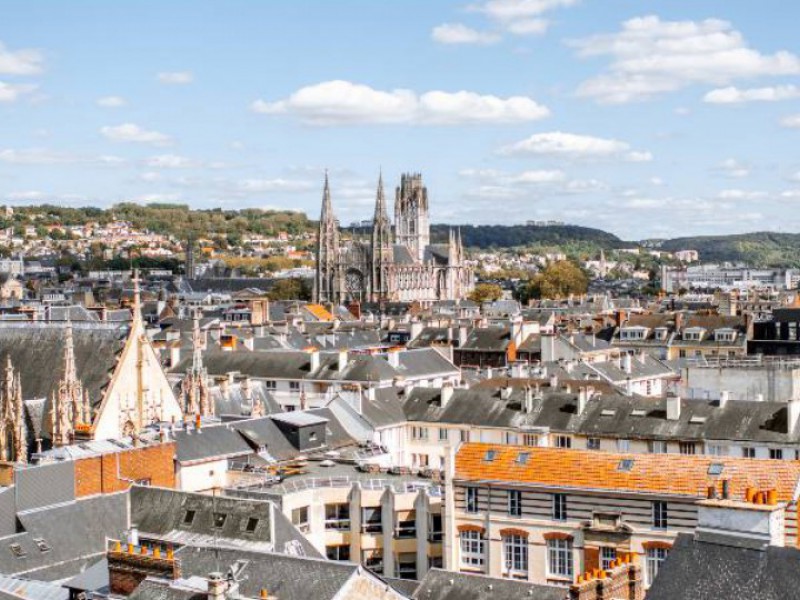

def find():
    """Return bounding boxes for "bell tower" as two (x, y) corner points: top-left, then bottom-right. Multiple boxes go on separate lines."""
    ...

(394, 172), (430, 262)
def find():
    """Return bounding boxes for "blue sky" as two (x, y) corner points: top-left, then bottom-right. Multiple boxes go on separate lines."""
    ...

(2, 0), (800, 240)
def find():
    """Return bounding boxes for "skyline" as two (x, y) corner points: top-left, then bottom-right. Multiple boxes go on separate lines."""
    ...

(1, 1), (799, 239)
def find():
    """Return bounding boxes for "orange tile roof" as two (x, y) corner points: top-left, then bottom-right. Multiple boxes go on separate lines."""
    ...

(454, 443), (800, 502)
(305, 303), (333, 321)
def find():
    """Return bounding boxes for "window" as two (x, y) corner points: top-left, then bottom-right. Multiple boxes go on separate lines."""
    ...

(770, 448), (784, 460)
(291, 507), (309, 532)
(505, 431), (519, 445)
(396, 511), (416, 538)
(212, 512), (227, 529)
(412, 426), (429, 440)
(516, 452), (530, 465)
(617, 439), (630, 452)
(182, 509), (196, 525)
(326, 545), (350, 561)
(397, 553), (417, 580)
(508, 490), (522, 517)
(523, 433), (539, 447)
(547, 538), (573, 578)
(707, 444), (727, 456)
(649, 440), (667, 454)
(601, 547), (617, 571)
(678, 442), (696, 455)
(652, 502), (668, 530)
(618, 459), (635, 472)
(503, 534), (528, 578)
(363, 549), (383, 574)
(264, 380), (276, 390)
(645, 547), (669, 586)
(325, 503), (350, 530)
(289, 381), (300, 391)
(460, 530), (485, 569)
(707, 463), (724, 476)
(429, 514), (443, 542)
(586, 437), (601, 450)
(554, 435), (572, 449)
(439, 428), (448, 442)
(245, 517), (259, 533)
(460, 429), (469, 443)
(742, 446), (756, 459)
(8, 543), (25, 558)
(483, 449), (497, 462)
(552, 493), (567, 521)
(466, 487), (479, 513)
(362, 507), (382, 533)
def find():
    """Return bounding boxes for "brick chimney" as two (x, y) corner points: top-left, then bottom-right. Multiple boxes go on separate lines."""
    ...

(107, 540), (181, 596)
(569, 558), (643, 600)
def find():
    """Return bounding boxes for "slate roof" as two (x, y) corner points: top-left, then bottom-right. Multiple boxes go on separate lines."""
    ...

(172, 424), (253, 464)
(647, 533), (800, 600)
(455, 443), (800, 501)
(412, 568), (567, 600)
(459, 327), (511, 352)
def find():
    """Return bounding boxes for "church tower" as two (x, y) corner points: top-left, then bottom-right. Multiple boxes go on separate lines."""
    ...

(395, 173), (430, 262)
(314, 172), (340, 303)
(370, 172), (394, 302)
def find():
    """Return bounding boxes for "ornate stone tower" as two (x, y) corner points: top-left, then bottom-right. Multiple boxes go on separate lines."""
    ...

(51, 320), (89, 447)
(0, 355), (27, 463)
(395, 172), (430, 262)
(370, 172), (394, 302)
(314, 172), (340, 303)
(181, 311), (212, 417)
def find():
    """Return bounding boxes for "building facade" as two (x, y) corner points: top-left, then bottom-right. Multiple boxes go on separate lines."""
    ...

(315, 172), (474, 305)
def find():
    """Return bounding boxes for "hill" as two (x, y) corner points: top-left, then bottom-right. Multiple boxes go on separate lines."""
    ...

(655, 232), (800, 268)
(430, 224), (624, 250)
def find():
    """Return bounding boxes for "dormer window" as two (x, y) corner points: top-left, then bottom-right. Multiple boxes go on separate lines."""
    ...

(620, 326), (648, 341)
(714, 329), (737, 343)
(683, 328), (706, 342)
(654, 328), (669, 341)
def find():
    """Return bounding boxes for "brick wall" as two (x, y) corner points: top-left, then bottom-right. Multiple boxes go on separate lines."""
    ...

(75, 442), (176, 497)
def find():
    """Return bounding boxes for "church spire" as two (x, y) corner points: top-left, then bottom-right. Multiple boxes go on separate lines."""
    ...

(315, 171), (341, 304)
(370, 171), (394, 302)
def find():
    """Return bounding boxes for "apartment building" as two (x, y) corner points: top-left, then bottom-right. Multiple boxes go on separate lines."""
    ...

(444, 443), (800, 590)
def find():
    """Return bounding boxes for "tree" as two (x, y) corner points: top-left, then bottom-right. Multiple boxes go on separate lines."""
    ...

(469, 283), (503, 304)
(524, 260), (589, 300)
(268, 278), (311, 301)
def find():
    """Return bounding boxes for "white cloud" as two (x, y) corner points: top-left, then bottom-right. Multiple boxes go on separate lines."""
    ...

(781, 114), (800, 128)
(236, 178), (315, 193)
(0, 81), (36, 103)
(781, 189), (800, 199)
(0, 41), (44, 75)
(100, 123), (172, 146)
(498, 131), (651, 161)
(716, 158), (750, 178)
(431, 23), (500, 45)
(0, 148), (125, 166)
(133, 193), (182, 203)
(6, 190), (46, 201)
(507, 19), (549, 35)
(252, 80), (549, 125)
(474, 0), (579, 20)
(506, 169), (566, 183)
(97, 95), (127, 107)
(704, 85), (800, 104)
(717, 188), (768, 200)
(157, 71), (193, 85)
(144, 154), (197, 168)
(569, 16), (800, 103)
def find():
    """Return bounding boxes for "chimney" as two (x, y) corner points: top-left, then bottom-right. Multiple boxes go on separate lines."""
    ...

(308, 348), (320, 372)
(719, 390), (730, 408)
(337, 349), (348, 372)
(207, 572), (227, 600)
(666, 393), (681, 421)
(524, 386), (534, 414)
(577, 387), (588, 415)
(500, 385), (513, 400)
(622, 353), (632, 374)
(387, 349), (401, 369)
(169, 344), (181, 367)
(458, 325), (468, 347)
(366, 386), (376, 402)
(549, 374), (558, 389)
(410, 320), (423, 340)
(108, 540), (181, 596)
(697, 496), (786, 548)
(440, 383), (454, 408)
(541, 333), (556, 362)
(788, 397), (800, 434)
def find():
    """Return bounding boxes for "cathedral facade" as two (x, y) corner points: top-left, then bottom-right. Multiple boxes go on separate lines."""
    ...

(314, 172), (474, 305)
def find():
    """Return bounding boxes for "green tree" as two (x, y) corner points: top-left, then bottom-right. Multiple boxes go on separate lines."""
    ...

(469, 283), (503, 304)
(268, 278), (311, 301)
(524, 260), (589, 300)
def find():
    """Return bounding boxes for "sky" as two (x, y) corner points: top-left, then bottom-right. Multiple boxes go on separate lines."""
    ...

(1, 0), (800, 240)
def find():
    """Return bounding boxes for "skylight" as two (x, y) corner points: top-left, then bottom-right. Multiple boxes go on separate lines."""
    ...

(617, 459), (634, 472)
(631, 409), (647, 417)
(708, 463), (724, 476)
(515, 452), (530, 465)
(484, 449), (497, 462)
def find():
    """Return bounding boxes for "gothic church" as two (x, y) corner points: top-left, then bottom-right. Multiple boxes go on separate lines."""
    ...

(314, 172), (474, 305)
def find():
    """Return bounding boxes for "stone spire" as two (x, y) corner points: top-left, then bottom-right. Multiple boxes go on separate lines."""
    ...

(51, 320), (86, 447)
(314, 171), (341, 304)
(181, 309), (212, 417)
(371, 171), (394, 302)
(0, 355), (27, 462)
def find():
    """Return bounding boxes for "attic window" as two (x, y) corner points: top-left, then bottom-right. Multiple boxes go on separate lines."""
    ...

(617, 459), (635, 472)
(483, 449), (497, 462)
(212, 512), (227, 529)
(9, 543), (25, 558)
(689, 415), (707, 424)
(245, 517), (259, 533)
(708, 463), (724, 476)
(33, 538), (51, 553)
(601, 409), (616, 417)
(515, 452), (530, 465)
(631, 409), (647, 417)
(183, 510), (196, 525)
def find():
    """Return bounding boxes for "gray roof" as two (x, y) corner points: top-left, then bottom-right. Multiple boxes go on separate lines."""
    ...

(172, 425), (253, 464)
(0, 575), (69, 600)
(460, 327), (511, 352)
(412, 568), (567, 600)
(647, 533), (800, 600)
